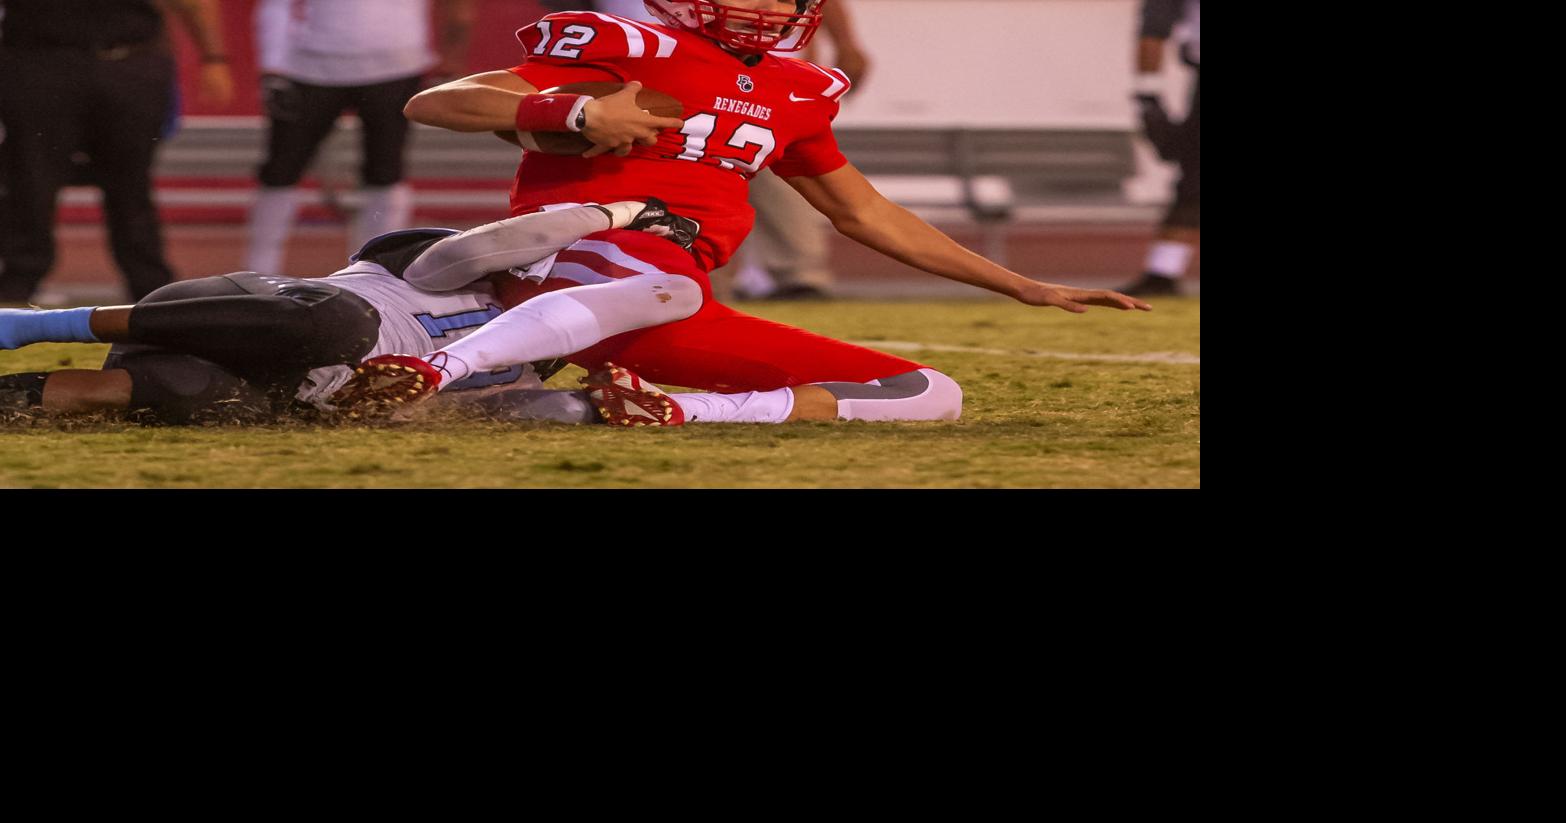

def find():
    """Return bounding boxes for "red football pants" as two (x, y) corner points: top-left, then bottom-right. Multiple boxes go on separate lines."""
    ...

(492, 229), (924, 392)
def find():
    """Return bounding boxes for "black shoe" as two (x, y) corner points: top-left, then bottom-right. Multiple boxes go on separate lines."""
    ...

(1121, 273), (1181, 297)
(765, 284), (832, 302)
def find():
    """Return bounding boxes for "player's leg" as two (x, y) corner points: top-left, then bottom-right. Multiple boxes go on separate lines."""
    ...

(1125, 74), (1200, 297)
(419, 271), (703, 387)
(347, 75), (423, 253)
(247, 80), (352, 274)
(573, 303), (963, 424)
(1, 369), (132, 415)
(0, 50), (86, 303)
(87, 50), (178, 300)
(412, 384), (601, 424)
(3, 351), (272, 425)
(2, 274), (380, 372)
(334, 229), (709, 406)
(581, 364), (960, 426)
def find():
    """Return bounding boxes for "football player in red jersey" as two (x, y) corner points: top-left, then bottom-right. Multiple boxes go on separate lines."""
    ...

(338, 0), (1152, 425)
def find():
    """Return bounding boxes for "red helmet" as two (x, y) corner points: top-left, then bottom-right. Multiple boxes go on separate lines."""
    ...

(642, 1), (828, 54)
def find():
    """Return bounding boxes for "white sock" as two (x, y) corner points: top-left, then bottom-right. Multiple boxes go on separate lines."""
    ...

(423, 351), (476, 388)
(671, 388), (794, 423)
(245, 186), (301, 274)
(350, 183), (415, 254)
(428, 293), (603, 391)
(1144, 241), (1193, 278)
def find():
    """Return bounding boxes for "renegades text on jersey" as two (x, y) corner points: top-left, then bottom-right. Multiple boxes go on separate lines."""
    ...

(507, 10), (853, 272)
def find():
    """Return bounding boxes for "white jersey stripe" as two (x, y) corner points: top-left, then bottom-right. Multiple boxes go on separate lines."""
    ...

(584, 12), (677, 59)
(545, 262), (617, 286)
(618, 16), (678, 58)
(823, 66), (852, 92)
(800, 61), (848, 99)
(566, 239), (668, 274)
(585, 12), (646, 58)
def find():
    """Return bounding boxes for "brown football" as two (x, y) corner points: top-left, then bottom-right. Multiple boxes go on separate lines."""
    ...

(494, 82), (685, 156)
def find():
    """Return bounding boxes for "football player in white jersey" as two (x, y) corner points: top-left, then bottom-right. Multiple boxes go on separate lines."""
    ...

(1, 201), (695, 423)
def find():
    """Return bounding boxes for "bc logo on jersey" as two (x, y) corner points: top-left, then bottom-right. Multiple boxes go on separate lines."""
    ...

(737, 74), (755, 93)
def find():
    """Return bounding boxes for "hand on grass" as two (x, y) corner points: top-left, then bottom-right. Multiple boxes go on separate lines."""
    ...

(1015, 282), (1153, 313)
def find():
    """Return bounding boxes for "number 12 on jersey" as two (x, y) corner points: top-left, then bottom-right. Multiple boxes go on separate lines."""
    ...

(676, 113), (776, 174)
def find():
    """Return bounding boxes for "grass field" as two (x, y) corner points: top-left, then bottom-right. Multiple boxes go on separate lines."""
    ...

(0, 297), (1199, 488)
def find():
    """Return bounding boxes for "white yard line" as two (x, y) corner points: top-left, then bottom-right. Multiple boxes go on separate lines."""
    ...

(850, 340), (1200, 365)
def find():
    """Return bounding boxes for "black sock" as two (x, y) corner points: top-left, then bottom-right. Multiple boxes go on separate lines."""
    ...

(0, 372), (49, 409)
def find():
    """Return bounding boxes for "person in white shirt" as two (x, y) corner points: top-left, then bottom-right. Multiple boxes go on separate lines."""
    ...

(245, 0), (475, 275)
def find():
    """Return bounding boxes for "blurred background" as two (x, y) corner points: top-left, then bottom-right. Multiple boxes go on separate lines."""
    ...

(17, 0), (1198, 303)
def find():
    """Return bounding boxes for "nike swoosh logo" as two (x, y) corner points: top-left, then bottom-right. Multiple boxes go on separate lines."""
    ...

(789, 93), (813, 102)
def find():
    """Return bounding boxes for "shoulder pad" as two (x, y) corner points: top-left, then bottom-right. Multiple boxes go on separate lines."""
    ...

(515, 11), (680, 63)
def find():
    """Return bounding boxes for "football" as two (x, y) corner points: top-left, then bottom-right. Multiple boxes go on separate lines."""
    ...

(495, 82), (685, 155)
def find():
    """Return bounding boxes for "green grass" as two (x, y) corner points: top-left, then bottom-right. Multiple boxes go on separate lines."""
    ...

(0, 298), (1199, 488)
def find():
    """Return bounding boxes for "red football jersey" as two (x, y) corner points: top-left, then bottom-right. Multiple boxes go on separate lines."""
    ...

(506, 10), (853, 272)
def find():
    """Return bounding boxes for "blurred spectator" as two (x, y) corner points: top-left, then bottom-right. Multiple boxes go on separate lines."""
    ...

(541, 0), (871, 301)
(1121, 0), (1199, 297)
(245, 0), (475, 275)
(0, 0), (232, 304)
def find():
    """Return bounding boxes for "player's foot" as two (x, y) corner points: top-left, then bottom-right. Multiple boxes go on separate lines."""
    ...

(764, 284), (832, 302)
(1120, 273), (1181, 297)
(330, 354), (441, 416)
(580, 363), (685, 427)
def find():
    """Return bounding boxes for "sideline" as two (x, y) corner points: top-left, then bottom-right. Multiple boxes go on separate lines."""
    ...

(851, 340), (1200, 365)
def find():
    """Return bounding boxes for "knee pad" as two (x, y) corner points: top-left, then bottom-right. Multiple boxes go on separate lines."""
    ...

(120, 351), (273, 424)
(275, 282), (381, 363)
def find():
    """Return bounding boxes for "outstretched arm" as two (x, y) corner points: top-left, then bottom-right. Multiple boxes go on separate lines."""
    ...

(786, 164), (1151, 313)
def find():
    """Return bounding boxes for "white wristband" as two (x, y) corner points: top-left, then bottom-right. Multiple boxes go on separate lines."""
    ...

(564, 95), (591, 133)
(1133, 74), (1166, 97)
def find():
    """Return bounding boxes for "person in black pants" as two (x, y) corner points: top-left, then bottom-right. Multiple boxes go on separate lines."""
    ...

(245, 0), (475, 275)
(1121, 0), (1200, 297)
(0, 0), (232, 305)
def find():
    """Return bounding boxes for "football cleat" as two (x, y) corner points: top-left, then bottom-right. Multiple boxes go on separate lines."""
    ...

(330, 354), (441, 416)
(580, 363), (686, 427)
(625, 197), (702, 251)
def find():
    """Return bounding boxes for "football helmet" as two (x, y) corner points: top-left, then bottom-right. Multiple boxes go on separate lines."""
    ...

(642, 0), (827, 54)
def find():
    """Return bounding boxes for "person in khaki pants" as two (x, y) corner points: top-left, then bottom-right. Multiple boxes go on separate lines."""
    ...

(545, 0), (872, 300)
